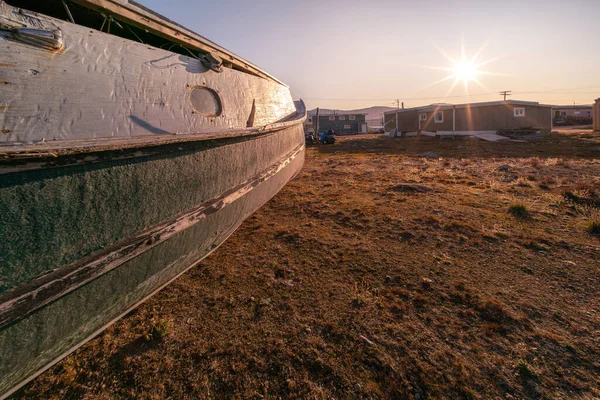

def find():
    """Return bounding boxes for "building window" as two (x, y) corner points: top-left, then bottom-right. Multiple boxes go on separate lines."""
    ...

(514, 108), (525, 117)
(307, 117), (312, 123)
(588, 111), (592, 116)
(574, 111), (581, 115)
(339, 115), (346, 121)
(419, 113), (427, 121)
(560, 111), (566, 116)
(328, 116), (335, 121)
(344, 124), (351, 129)
(434, 111), (443, 123)
(349, 115), (356, 120)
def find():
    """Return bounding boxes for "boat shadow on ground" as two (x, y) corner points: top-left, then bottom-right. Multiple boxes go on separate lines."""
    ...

(106, 334), (162, 367)
(312, 133), (600, 160)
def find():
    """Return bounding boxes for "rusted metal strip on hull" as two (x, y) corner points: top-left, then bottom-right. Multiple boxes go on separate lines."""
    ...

(0, 144), (304, 399)
(0, 142), (304, 330)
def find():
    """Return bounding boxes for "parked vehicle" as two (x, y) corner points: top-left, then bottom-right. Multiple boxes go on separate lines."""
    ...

(553, 118), (569, 126)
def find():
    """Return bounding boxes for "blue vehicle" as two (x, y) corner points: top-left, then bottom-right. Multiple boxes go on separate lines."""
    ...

(320, 129), (336, 144)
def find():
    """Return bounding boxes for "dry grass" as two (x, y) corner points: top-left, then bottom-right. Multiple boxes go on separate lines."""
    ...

(14, 133), (600, 399)
(586, 218), (600, 236)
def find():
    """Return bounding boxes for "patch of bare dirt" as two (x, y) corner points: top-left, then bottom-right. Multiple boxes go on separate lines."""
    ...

(14, 133), (600, 399)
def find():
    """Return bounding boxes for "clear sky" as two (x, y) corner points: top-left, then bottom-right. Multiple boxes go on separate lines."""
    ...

(138, 0), (599, 110)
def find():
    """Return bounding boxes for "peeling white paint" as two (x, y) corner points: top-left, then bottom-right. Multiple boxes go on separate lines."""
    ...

(0, 3), (295, 144)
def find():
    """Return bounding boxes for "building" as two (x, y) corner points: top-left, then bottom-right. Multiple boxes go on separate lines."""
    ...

(384, 100), (552, 137)
(316, 113), (367, 135)
(303, 116), (314, 133)
(594, 99), (600, 132)
(552, 105), (593, 125)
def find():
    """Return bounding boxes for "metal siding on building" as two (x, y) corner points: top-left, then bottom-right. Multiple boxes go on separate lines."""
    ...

(455, 104), (551, 132)
(386, 102), (552, 135)
(554, 107), (593, 117)
(421, 108), (453, 132)
(384, 113), (396, 133)
(594, 99), (600, 131)
(318, 114), (365, 134)
(397, 110), (420, 132)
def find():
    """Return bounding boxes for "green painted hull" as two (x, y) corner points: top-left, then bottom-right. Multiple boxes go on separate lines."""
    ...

(0, 125), (305, 398)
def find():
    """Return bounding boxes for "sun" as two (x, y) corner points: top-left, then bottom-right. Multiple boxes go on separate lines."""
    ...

(422, 39), (502, 98)
(452, 60), (478, 83)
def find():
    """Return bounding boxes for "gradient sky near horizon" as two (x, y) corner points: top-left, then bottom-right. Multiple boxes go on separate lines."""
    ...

(139, 0), (599, 111)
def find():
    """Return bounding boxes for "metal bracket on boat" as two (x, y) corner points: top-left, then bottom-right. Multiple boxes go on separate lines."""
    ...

(200, 52), (224, 73)
(12, 27), (63, 51)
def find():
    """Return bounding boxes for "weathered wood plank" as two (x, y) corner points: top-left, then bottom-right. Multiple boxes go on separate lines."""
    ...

(68, 0), (285, 84)
(0, 2), (295, 144)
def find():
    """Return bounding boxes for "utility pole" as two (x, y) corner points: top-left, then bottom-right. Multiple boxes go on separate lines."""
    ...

(499, 90), (512, 101)
(315, 107), (319, 135)
(395, 99), (400, 109)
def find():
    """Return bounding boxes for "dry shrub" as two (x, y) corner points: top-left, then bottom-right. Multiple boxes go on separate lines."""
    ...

(352, 280), (377, 307)
(516, 359), (539, 380)
(586, 219), (600, 236)
(477, 299), (514, 324)
(146, 318), (173, 341)
(528, 157), (542, 169)
(557, 159), (573, 169)
(515, 177), (532, 188)
(539, 176), (556, 187)
(562, 186), (600, 208)
(508, 203), (529, 219)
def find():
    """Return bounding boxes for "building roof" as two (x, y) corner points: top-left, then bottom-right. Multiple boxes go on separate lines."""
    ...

(317, 113), (368, 116)
(383, 99), (553, 115)
(552, 105), (593, 110)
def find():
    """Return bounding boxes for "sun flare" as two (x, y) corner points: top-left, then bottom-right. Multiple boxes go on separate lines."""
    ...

(452, 60), (478, 83)
(423, 39), (503, 98)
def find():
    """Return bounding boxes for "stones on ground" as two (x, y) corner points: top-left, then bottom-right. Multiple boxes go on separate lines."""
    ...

(359, 335), (375, 346)
(421, 277), (433, 289)
(259, 297), (271, 306)
(498, 164), (512, 172)
(418, 151), (438, 158)
(390, 183), (432, 193)
(279, 279), (295, 287)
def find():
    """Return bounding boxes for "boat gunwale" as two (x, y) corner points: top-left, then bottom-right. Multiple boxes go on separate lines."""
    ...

(0, 101), (306, 174)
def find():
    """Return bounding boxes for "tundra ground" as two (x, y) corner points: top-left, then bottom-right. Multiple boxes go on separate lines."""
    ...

(16, 133), (600, 399)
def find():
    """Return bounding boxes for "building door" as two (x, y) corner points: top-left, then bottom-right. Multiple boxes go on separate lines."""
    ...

(360, 123), (367, 133)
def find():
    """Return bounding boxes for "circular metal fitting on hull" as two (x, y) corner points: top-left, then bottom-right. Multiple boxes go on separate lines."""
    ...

(189, 86), (222, 117)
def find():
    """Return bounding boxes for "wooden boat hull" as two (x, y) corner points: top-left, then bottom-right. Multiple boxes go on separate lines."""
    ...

(0, 2), (306, 396)
(0, 123), (305, 398)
